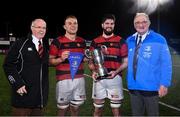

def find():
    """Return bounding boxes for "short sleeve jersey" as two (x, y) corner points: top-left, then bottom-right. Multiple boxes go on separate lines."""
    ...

(49, 36), (86, 80)
(90, 35), (128, 76)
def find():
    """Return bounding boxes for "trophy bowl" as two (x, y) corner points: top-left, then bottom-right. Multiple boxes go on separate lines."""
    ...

(85, 46), (109, 80)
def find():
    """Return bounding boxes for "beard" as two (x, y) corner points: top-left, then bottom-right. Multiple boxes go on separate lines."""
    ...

(103, 28), (114, 36)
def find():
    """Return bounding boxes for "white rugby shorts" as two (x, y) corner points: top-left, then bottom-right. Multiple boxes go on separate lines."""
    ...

(92, 75), (124, 100)
(56, 78), (86, 104)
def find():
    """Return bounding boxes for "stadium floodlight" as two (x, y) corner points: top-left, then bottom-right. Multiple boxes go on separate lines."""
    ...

(128, 0), (174, 15)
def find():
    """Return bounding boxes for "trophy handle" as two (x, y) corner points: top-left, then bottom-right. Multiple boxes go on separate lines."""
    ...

(101, 45), (107, 51)
(85, 49), (92, 59)
(101, 45), (107, 61)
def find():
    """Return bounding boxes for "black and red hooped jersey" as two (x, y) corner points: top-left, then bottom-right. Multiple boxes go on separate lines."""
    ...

(90, 35), (128, 76)
(49, 36), (86, 81)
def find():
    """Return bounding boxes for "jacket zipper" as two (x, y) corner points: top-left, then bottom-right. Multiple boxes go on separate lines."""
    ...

(40, 64), (43, 108)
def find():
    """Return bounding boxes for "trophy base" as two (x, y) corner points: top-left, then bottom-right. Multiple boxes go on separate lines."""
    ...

(96, 74), (110, 80)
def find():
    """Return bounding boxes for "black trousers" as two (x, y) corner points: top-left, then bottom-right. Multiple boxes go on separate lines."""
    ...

(129, 90), (159, 116)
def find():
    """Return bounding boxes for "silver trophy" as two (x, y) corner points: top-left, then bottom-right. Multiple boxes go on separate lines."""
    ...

(85, 45), (109, 79)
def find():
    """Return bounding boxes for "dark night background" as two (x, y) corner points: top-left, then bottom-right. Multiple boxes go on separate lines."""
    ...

(0, 0), (180, 42)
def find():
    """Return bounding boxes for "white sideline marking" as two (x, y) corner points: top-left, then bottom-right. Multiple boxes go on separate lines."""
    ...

(159, 102), (180, 112)
(84, 73), (180, 112)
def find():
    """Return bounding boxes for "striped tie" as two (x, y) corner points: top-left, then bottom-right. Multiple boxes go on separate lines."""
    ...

(38, 41), (43, 58)
(133, 35), (142, 80)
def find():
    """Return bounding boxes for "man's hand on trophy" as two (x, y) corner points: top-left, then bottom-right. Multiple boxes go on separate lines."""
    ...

(61, 51), (70, 61)
(107, 71), (118, 78)
(92, 71), (99, 81)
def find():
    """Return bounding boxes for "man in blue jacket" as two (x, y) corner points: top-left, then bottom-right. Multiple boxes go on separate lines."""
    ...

(126, 13), (172, 116)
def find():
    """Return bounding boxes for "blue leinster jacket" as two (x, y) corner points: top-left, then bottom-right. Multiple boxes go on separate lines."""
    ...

(126, 30), (172, 91)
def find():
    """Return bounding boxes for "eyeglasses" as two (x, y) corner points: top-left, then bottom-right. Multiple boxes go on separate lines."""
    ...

(134, 21), (148, 25)
(32, 26), (47, 30)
